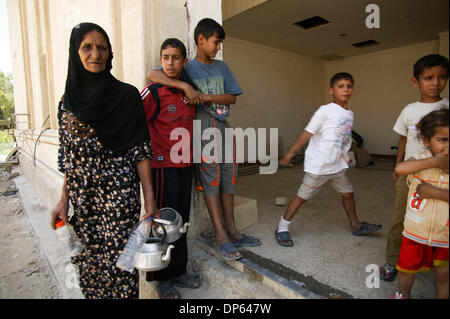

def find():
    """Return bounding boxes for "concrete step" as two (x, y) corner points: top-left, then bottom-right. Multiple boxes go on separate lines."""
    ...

(195, 235), (326, 299)
(140, 243), (285, 299)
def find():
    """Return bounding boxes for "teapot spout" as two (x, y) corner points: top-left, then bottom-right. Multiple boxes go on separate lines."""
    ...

(162, 245), (175, 262)
(180, 222), (191, 234)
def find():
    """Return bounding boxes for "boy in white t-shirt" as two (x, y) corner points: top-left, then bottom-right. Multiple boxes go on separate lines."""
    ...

(379, 54), (449, 281)
(275, 72), (382, 247)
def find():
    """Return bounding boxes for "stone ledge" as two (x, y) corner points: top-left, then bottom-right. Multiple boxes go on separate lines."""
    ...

(234, 196), (258, 230)
(195, 235), (325, 299)
(138, 243), (285, 299)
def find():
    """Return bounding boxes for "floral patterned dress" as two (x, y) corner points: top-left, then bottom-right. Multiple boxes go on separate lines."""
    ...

(57, 100), (153, 299)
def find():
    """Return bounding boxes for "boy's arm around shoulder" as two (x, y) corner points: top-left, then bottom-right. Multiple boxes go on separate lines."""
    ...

(147, 69), (201, 104)
(395, 149), (449, 176)
(200, 93), (237, 105)
(200, 59), (241, 106)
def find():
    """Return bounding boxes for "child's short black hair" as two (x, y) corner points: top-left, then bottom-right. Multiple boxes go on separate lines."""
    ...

(194, 18), (225, 45)
(417, 108), (449, 141)
(160, 38), (187, 59)
(413, 54), (449, 79)
(330, 72), (354, 87)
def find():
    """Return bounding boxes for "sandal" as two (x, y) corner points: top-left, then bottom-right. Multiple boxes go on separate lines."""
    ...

(379, 263), (398, 281)
(214, 242), (242, 261)
(173, 273), (202, 289)
(275, 230), (293, 247)
(158, 281), (181, 299)
(232, 234), (261, 247)
(352, 222), (382, 236)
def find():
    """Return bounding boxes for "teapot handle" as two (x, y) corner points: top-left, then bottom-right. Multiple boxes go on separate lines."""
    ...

(150, 220), (167, 243)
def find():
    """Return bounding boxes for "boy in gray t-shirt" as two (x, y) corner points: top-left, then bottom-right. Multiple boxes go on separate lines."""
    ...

(148, 18), (261, 265)
(185, 58), (242, 121)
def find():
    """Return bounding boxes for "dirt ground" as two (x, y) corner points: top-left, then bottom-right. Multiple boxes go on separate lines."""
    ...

(0, 166), (60, 299)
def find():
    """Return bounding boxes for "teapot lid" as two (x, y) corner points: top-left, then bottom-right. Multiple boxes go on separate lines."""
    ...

(157, 207), (181, 224)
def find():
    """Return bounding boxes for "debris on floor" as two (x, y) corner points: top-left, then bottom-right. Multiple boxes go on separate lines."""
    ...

(275, 196), (288, 206)
(8, 172), (19, 180)
(2, 187), (18, 196)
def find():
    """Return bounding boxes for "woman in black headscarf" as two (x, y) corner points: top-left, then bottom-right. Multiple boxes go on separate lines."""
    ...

(50, 23), (158, 299)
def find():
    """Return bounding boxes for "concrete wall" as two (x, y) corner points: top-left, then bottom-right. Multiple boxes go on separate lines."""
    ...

(324, 40), (446, 156)
(7, 0), (449, 200)
(223, 34), (448, 157)
(224, 37), (325, 158)
(7, 0), (189, 208)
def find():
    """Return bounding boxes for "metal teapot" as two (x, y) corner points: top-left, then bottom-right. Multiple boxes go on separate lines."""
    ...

(153, 207), (191, 243)
(134, 222), (175, 272)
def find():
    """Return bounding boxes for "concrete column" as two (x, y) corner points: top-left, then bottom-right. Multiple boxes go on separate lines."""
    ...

(186, 0), (223, 60)
(7, 0), (32, 130)
(37, 0), (54, 130)
(22, 0), (50, 131)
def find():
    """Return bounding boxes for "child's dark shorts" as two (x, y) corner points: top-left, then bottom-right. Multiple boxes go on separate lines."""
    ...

(195, 111), (238, 197)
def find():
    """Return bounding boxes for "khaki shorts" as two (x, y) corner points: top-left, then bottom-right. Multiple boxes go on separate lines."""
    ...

(297, 169), (354, 200)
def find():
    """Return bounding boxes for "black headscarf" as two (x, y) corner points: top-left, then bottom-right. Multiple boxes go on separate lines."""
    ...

(64, 22), (149, 152)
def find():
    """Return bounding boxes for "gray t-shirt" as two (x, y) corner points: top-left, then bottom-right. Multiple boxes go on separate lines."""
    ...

(185, 59), (243, 121)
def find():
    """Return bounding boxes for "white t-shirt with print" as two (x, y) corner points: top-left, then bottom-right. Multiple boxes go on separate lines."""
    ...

(393, 98), (449, 160)
(304, 103), (354, 175)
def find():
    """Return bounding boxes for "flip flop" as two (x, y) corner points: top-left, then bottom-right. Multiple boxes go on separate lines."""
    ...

(173, 273), (202, 289)
(2, 189), (18, 196)
(232, 234), (261, 247)
(352, 222), (382, 236)
(214, 242), (242, 261)
(275, 230), (294, 247)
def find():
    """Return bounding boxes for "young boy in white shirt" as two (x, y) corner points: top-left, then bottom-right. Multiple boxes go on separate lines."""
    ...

(275, 72), (382, 247)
